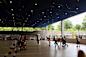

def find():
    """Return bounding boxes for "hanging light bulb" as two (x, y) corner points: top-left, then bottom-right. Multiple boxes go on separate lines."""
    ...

(10, 1), (12, 4)
(35, 3), (38, 6)
(11, 9), (13, 11)
(52, 2), (55, 4)
(2, 21), (3, 23)
(22, 5), (24, 8)
(44, 16), (46, 18)
(0, 1), (2, 3)
(0, 19), (1, 21)
(26, 18), (28, 20)
(48, 20), (49, 23)
(42, 12), (45, 14)
(40, 18), (42, 20)
(50, 11), (52, 14)
(28, 14), (30, 17)
(12, 14), (14, 16)
(76, 8), (79, 10)
(35, 22), (37, 24)
(57, 16), (59, 18)
(23, 23), (25, 26)
(25, 20), (27, 22)
(65, 13), (67, 15)
(37, 21), (39, 22)
(77, 0), (79, 2)
(31, 10), (33, 13)
(58, 5), (61, 8)
(13, 17), (14, 19)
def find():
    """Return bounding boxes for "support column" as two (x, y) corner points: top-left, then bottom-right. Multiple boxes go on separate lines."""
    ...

(61, 20), (64, 38)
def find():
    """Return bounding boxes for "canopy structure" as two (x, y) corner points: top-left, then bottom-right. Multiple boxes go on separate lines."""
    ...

(0, 0), (86, 27)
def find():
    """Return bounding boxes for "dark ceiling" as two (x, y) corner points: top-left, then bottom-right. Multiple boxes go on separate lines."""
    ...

(0, 0), (86, 27)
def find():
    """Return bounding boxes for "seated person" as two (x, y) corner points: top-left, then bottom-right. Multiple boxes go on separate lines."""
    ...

(78, 50), (86, 57)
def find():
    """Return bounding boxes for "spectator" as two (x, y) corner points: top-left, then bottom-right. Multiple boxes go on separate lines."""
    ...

(78, 50), (86, 57)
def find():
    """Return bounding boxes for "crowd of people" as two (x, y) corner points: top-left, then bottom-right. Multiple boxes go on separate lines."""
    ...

(47, 35), (82, 48)
(3, 34), (85, 57)
(47, 36), (68, 47)
(4, 35), (27, 57)
(47, 35), (86, 57)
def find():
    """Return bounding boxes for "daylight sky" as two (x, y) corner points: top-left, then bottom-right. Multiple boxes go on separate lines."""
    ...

(52, 12), (86, 27)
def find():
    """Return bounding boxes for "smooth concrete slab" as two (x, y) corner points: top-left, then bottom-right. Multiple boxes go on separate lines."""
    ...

(0, 40), (86, 57)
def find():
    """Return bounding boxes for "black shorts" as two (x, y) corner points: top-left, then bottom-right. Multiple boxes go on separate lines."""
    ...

(77, 41), (80, 44)
(10, 47), (15, 50)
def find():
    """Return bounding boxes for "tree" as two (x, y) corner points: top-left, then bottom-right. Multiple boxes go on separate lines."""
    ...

(82, 17), (86, 30)
(47, 24), (54, 30)
(75, 24), (81, 31)
(57, 22), (62, 31)
(64, 20), (73, 30)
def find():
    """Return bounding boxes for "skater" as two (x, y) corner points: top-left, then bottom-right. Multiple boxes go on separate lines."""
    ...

(19, 35), (27, 50)
(76, 35), (80, 47)
(8, 43), (17, 57)
(47, 36), (51, 46)
(53, 36), (59, 48)
(62, 36), (68, 47)
(36, 34), (40, 45)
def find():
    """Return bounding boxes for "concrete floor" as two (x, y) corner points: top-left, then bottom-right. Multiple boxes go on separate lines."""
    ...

(0, 40), (86, 57)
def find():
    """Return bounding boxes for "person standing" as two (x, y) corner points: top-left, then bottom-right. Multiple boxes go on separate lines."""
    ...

(53, 36), (59, 48)
(36, 34), (40, 45)
(76, 36), (80, 47)
(47, 36), (51, 46)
